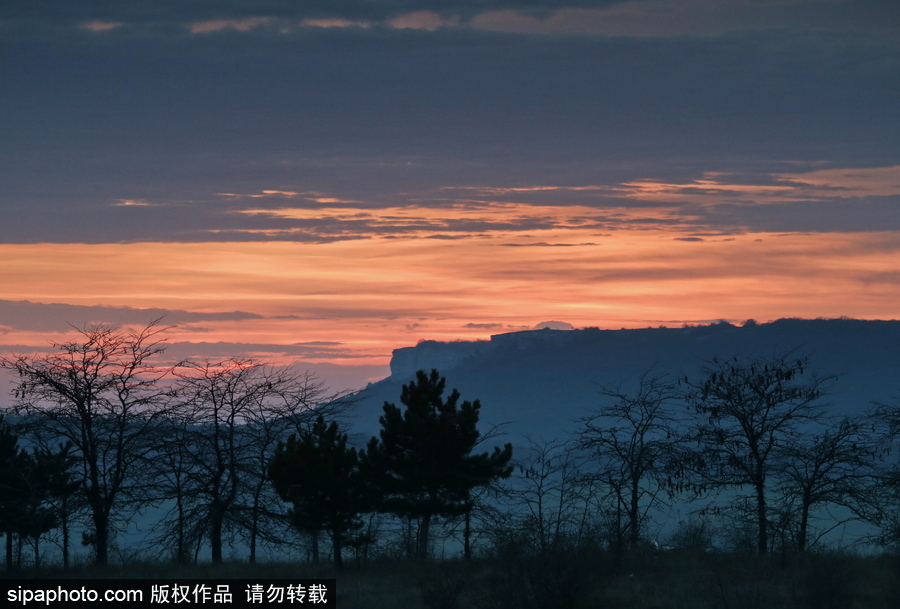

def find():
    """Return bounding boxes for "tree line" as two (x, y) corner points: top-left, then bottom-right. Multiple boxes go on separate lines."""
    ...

(1, 321), (900, 571)
(0, 323), (512, 569)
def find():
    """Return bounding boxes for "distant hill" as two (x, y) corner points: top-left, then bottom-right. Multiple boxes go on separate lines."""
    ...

(347, 318), (900, 446)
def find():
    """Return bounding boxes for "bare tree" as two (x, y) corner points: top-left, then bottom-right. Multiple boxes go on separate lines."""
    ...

(146, 414), (201, 564)
(777, 416), (878, 555)
(684, 354), (831, 556)
(579, 373), (680, 551)
(1, 321), (173, 565)
(170, 358), (338, 564)
(868, 401), (900, 548)
(511, 438), (594, 554)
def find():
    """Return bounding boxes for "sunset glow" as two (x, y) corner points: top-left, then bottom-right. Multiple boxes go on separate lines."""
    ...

(3, 0), (898, 391)
(3, 224), (898, 370)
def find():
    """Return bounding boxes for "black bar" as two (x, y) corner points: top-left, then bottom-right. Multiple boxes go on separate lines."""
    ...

(1, 579), (336, 608)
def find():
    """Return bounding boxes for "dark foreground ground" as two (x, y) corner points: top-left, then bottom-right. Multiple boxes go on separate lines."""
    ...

(3, 550), (899, 609)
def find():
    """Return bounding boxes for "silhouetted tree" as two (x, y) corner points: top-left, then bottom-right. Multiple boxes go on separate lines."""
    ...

(9, 449), (59, 567)
(0, 415), (23, 570)
(269, 414), (369, 569)
(364, 369), (513, 559)
(171, 358), (331, 564)
(869, 401), (900, 547)
(684, 354), (831, 555)
(777, 416), (878, 555)
(512, 438), (594, 554)
(28, 443), (80, 568)
(239, 370), (348, 564)
(147, 414), (200, 564)
(578, 373), (680, 551)
(0, 429), (79, 570)
(0, 321), (173, 565)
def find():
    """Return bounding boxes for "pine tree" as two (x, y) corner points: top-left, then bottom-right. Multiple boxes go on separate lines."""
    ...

(268, 415), (367, 569)
(365, 369), (513, 559)
(0, 416), (23, 570)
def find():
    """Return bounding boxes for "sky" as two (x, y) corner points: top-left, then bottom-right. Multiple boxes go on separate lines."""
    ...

(1, 0), (899, 391)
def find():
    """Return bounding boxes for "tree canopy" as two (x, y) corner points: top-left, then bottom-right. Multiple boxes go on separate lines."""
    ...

(685, 354), (831, 555)
(0, 322), (172, 566)
(365, 369), (513, 558)
(269, 414), (368, 569)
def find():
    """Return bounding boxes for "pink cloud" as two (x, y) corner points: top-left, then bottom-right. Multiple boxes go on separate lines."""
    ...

(188, 18), (273, 34)
(388, 11), (459, 31)
(80, 21), (123, 32)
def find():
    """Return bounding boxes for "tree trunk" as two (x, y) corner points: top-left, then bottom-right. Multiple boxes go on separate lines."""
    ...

(463, 510), (472, 562)
(175, 489), (187, 564)
(798, 492), (811, 557)
(61, 501), (70, 570)
(5, 528), (13, 571)
(332, 532), (343, 570)
(94, 511), (109, 566)
(311, 532), (320, 564)
(755, 479), (767, 556)
(615, 494), (624, 559)
(417, 512), (432, 560)
(249, 518), (257, 565)
(248, 485), (263, 564)
(629, 478), (640, 549)
(210, 511), (223, 564)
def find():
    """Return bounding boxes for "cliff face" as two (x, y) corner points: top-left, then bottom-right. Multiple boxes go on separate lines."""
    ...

(389, 339), (492, 379)
(354, 319), (900, 445)
(350, 318), (900, 549)
(388, 329), (574, 378)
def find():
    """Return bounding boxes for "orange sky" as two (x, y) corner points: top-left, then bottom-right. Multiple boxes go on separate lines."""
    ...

(3, 0), (898, 396)
(4, 163), (900, 390)
(2, 220), (898, 371)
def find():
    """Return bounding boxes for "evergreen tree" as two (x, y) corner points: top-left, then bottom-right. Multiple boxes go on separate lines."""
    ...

(0, 421), (75, 569)
(9, 449), (58, 567)
(365, 369), (513, 559)
(268, 415), (367, 569)
(32, 444), (81, 568)
(0, 416), (23, 570)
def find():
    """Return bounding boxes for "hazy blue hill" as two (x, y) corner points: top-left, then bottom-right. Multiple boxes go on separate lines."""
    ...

(349, 319), (900, 445)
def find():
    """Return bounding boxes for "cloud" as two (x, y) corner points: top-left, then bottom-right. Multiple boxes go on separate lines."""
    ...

(2, 2), (897, 374)
(388, 11), (459, 31)
(8, 162), (899, 245)
(468, 1), (868, 38)
(301, 18), (372, 30)
(0, 300), (262, 333)
(776, 166), (900, 198)
(2, 0), (897, 247)
(80, 21), (123, 32)
(187, 17), (275, 34)
(163, 341), (365, 361)
(218, 190), (360, 204)
(113, 199), (159, 207)
(499, 242), (598, 247)
(6, 0), (894, 42)
(2, 231), (899, 373)
(534, 321), (574, 330)
(230, 204), (577, 239)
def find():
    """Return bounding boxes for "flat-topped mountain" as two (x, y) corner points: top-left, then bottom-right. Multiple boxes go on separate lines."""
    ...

(349, 319), (900, 445)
